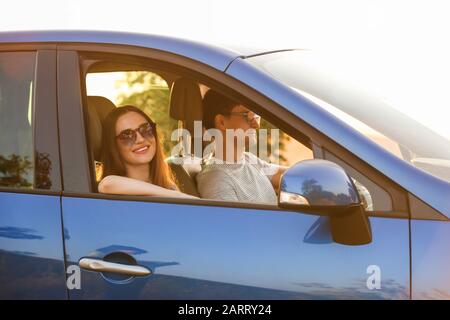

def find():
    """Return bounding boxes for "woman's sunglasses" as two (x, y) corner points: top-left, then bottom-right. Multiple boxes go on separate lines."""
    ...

(116, 122), (156, 146)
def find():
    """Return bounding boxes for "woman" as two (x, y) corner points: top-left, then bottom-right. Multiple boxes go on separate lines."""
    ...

(98, 105), (196, 199)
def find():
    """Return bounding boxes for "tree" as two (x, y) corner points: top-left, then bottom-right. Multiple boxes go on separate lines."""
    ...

(0, 154), (33, 188)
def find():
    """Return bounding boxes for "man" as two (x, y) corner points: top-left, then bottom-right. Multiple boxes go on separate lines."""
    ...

(196, 89), (286, 204)
(195, 89), (374, 210)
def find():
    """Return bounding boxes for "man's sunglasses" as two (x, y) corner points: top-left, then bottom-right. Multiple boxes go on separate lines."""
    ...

(116, 122), (156, 146)
(222, 111), (260, 123)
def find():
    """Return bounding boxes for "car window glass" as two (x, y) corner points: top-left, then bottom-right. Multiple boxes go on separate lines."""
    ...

(324, 150), (393, 212)
(0, 52), (36, 189)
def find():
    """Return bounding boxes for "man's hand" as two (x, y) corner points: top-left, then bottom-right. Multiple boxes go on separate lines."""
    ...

(270, 166), (288, 193)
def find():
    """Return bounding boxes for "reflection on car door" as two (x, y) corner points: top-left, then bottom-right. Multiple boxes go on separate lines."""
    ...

(62, 196), (410, 299)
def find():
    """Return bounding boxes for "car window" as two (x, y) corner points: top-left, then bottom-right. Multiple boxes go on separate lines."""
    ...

(82, 59), (386, 213)
(0, 52), (36, 189)
(84, 67), (313, 201)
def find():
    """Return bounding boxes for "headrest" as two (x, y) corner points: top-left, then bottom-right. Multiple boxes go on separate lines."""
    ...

(169, 78), (203, 124)
(169, 78), (204, 157)
(86, 96), (116, 161)
(87, 96), (116, 123)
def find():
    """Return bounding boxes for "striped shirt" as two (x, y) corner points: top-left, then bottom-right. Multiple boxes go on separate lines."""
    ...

(196, 152), (278, 204)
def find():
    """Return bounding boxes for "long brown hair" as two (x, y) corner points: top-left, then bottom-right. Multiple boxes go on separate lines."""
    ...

(100, 105), (177, 190)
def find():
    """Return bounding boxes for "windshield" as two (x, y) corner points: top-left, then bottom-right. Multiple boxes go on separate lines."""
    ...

(248, 50), (450, 183)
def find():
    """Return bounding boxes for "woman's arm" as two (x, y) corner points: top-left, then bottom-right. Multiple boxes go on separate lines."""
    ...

(98, 175), (197, 199)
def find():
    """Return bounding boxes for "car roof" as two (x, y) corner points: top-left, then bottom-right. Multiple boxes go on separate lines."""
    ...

(0, 30), (292, 71)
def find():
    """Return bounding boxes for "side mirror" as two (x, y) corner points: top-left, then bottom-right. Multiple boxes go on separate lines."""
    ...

(279, 159), (372, 245)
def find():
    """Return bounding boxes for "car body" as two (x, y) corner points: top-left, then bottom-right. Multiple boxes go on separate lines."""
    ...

(0, 30), (449, 300)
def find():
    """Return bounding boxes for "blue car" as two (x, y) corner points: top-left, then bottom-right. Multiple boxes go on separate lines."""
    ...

(0, 30), (449, 300)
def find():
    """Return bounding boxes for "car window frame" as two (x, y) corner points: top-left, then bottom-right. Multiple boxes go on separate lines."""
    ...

(56, 43), (411, 218)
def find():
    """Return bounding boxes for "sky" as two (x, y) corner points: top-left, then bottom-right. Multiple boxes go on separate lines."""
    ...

(2, 0), (450, 139)
(2, 0), (449, 50)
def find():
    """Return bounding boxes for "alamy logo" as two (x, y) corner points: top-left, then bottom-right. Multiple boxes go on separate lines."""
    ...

(169, 121), (281, 170)
(366, 265), (381, 290)
(66, 265), (81, 290)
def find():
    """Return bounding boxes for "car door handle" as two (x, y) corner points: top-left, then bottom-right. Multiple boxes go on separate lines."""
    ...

(79, 258), (151, 276)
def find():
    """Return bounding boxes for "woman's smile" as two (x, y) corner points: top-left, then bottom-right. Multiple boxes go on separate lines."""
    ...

(132, 144), (150, 154)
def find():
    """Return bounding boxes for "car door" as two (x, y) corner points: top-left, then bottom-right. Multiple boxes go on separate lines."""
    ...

(0, 46), (67, 299)
(58, 46), (411, 300)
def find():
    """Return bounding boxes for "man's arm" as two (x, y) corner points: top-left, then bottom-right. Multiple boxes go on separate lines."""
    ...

(250, 153), (288, 193)
(269, 165), (288, 193)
